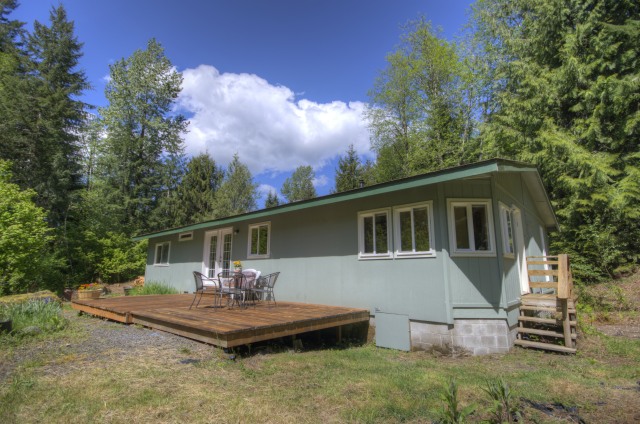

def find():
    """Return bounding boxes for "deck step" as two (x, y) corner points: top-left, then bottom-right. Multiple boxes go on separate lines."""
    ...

(514, 339), (576, 354)
(518, 316), (577, 326)
(517, 327), (577, 339)
(519, 305), (576, 313)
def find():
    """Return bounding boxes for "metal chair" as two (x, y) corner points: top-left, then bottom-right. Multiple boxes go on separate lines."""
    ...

(251, 272), (280, 307)
(218, 270), (248, 308)
(190, 271), (222, 310)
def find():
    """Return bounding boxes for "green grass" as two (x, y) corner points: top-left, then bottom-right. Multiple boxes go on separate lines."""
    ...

(128, 282), (178, 296)
(0, 299), (68, 336)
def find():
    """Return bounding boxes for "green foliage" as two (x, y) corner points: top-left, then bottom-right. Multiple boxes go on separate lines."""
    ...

(367, 18), (482, 182)
(281, 165), (317, 202)
(0, 161), (61, 295)
(0, 299), (67, 336)
(213, 153), (258, 217)
(99, 38), (187, 233)
(129, 282), (178, 296)
(482, 379), (520, 424)
(334, 144), (376, 192)
(473, 0), (640, 282)
(264, 190), (280, 208)
(94, 233), (147, 284)
(436, 379), (475, 424)
(174, 153), (223, 225)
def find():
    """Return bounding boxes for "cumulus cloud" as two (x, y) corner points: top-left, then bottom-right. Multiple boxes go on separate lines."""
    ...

(178, 65), (371, 176)
(312, 175), (329, 188)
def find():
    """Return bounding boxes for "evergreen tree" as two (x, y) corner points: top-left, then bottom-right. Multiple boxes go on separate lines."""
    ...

(99, 39), (187, 232)
(473, 0), (640, 280)
(335, 144), (371, 192)
(264, 190), (280, 208)
(281, 165), (317, 202)
(213, 154), (258, 218)
(175, 153), (223, 225)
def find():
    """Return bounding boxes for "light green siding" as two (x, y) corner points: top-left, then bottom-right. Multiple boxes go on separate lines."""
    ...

(142, 162), (555, 326)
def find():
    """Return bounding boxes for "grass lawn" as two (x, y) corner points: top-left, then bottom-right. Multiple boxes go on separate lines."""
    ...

(0, 280), (639, 423)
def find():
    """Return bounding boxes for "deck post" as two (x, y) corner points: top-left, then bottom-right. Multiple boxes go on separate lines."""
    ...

(557, 254), (570, 299)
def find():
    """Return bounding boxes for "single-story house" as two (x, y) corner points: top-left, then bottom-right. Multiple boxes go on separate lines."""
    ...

(133, 159), (558, 354)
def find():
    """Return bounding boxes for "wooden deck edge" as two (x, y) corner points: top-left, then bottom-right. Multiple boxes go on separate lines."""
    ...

(131, 315), (229, 347)
(71, 301), (131, 323)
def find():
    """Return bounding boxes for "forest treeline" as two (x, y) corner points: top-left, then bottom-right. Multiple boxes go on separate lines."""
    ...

(1, 0), (638, 294)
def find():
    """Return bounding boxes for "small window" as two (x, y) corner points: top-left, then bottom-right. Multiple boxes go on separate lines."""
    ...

(499, 203), (515, 258)
(393, 202), (435, 257)
(178, 231), (193, 242)
(358, 209), (391, 259)
(154, 242), (170, 265)
(448, 200), (495, 256)
(248, 222), (270, 258)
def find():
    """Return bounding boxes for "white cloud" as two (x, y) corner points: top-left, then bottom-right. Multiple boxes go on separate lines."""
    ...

(178, 65), (371, 176)
(312, 174), (329, 188)
(258, 184), (278, 197)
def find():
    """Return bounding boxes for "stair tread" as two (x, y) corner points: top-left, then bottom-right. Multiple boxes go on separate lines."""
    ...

(517, 327), (577, 339)
(519, 305), (576, 313)
(518, 316), (577, 325)
(514, 339), (576, 354)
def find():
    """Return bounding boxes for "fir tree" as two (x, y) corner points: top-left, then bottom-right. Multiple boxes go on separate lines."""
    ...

(281, 165), (317, 203)
(264, 190), (280, 208)
(213, 154), (258, 218)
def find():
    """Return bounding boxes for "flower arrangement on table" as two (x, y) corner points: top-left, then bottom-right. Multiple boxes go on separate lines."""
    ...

(233, 260), (242, 271)
(78, 282), (104, 291)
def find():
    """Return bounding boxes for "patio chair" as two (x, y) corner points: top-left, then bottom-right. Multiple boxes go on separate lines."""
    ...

(190, 271), (222, 310)
(251, 272), (280, 307)
(242, 269), (261, 305)
(218, 270), (248, 308)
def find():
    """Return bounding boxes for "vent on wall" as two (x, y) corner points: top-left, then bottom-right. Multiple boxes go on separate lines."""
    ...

(178, 231), (193, 242)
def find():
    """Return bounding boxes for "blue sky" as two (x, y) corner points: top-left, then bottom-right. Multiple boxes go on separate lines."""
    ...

(14, 1), (473, 206)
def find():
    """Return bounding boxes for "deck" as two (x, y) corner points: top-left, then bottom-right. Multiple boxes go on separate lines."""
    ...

(71, 294), (370, 348)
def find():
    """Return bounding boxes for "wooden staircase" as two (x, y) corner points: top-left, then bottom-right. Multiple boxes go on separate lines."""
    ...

(515, 254), (577, 353)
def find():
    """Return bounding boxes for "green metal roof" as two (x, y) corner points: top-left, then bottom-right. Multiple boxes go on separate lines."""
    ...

(132, 158), (558, 241)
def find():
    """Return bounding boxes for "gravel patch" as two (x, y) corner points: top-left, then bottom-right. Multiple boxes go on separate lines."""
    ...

(0, 308), (218, 382)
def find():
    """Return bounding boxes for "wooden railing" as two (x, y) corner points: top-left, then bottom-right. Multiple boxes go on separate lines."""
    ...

(526, 254), (573, 299)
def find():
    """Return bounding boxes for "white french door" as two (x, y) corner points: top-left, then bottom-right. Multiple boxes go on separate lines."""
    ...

(202, 228), (233, 278)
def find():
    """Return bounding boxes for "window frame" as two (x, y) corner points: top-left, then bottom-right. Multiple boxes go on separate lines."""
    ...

(447, 199), (496, 257)
(499, 202), (516, 259)
(247, 222), (271, 259)
(393, 201), (436, 258)
(357, 208), (392, 260)
(154, 241), (171, 266)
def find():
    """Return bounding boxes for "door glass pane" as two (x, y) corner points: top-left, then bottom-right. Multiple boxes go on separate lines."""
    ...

(454, 206), (470, 249)
(505, 210), (514, 254)
(222, 233), (232, 270)
(472, 205), (489, 250)
(250, 227), (259, 255)
(363, 216), (374, 253)
(399, 210), (413, 252)
(258, 225), (269, 255)
(375, 213), (388, 254)
(208, 235), (218, 278)
(413, 207), (430, 251)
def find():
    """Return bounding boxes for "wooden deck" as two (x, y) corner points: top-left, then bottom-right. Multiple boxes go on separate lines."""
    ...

(71, 294), (370, 348)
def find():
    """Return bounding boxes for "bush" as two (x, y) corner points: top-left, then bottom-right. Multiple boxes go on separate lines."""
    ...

(0, 299), (68, 336)
(129, 282), (178, 296)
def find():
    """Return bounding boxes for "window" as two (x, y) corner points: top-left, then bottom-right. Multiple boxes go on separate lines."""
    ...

(358, 209), (391, 259)
(248, 222), (270, 258)
(448, 200), (495, 256)
(393, 202), (435, 257)
(154, 242), (170, 265)
(499, 203), (515, 258)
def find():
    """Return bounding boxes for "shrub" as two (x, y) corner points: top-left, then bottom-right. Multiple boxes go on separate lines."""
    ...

(0, 299), (67, 336)
(129, 282), (178, 296)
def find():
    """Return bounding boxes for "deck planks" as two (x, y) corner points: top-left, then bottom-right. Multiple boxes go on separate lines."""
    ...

(71, 294), (370, 348)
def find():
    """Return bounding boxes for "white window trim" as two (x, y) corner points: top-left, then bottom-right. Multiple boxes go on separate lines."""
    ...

(393, 201), (436, 258)
(358, 208), (392, 260)
(447, 199), (496, 257)
(247, 222), (271, 259)
(499, 202), (516, 259)
(154, 241), (170, 266)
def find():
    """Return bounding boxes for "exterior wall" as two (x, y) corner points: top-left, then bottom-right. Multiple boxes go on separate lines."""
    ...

(143, 169), (554, 353)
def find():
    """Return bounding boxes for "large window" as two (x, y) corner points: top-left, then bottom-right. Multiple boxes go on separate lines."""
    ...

(448, 200), (495, 256)
(248, 222), (270, 258)
(499, 203), (515, 258)
(154, 242), (170, 265)
(393, 202), (435, 257)
(358, 209), (391, 259)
